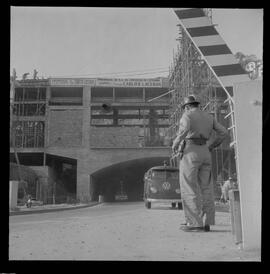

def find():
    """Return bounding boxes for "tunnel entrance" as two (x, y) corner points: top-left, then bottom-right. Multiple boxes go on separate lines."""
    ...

(90, 157), (169, 202)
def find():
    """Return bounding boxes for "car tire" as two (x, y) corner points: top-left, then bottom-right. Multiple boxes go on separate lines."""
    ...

(145, 201), (151, 209)
(171, 202), (176, 208)
(178, 202), (183, 210)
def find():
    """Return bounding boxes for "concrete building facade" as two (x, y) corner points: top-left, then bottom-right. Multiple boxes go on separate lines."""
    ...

(10, 77), (171, 203)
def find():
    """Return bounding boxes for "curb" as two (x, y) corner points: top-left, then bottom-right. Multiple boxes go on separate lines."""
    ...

(9, 202), (101, 216)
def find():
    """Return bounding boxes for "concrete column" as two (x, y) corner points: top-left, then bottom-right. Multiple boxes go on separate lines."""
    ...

(36, 180), (40, 200)
(113, 87), (115, 102)
(9, 180), (19, 210)
(76, 86), (91, 202)
(82, 86), (91, 148)
(77, 158), (90, 203)
(39, 177), (49, 204)
(143, 88), (146, 102)
(233, 80), (262, 250)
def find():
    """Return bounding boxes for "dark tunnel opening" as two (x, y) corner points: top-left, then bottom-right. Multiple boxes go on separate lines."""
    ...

(90, 157), (169, 202)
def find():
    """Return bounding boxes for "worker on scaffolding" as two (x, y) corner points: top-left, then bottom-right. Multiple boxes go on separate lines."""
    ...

(172, 95), (228, 232)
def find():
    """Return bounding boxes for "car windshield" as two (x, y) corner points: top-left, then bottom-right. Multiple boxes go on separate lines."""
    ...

(152, 170), (166, 178)
(151, 169), (178, 179)
(166, 170), (178, 179)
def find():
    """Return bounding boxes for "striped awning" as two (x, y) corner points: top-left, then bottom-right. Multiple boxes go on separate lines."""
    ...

(174, 8), (250, 97)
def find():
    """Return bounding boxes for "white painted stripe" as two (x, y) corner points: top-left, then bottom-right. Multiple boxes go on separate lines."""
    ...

(181, 16), (212, 28)
(219, 74), (250, 87)
(204, 54), (239, 67)
(193, 35), (227, 47)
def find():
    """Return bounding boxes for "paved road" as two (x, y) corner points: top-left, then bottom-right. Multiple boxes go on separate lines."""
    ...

(9, 202), (260, 261)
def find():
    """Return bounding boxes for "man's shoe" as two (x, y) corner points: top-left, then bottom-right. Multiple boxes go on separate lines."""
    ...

(180, 225), (204, 232)
(204, 225), (210, 232)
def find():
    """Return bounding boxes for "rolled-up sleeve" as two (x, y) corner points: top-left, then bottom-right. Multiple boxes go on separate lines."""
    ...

(172, 114), (190, 150)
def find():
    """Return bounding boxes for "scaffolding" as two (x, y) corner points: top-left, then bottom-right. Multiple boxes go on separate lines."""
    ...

(10, 85), (46, 148)
(168, 11), (237, 197)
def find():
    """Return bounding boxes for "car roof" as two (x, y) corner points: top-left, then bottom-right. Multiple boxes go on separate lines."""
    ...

(148, 166), (179, 171)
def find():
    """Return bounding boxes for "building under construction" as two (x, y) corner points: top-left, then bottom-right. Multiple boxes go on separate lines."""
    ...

(10, 77), (172, 203)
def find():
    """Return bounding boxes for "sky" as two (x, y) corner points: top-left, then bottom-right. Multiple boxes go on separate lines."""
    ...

(10, 7), (263, 79)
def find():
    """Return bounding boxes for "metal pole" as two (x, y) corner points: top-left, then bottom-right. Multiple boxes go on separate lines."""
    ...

(147, 89), (175, 102)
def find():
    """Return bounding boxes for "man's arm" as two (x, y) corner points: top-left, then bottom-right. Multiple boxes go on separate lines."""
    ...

(208, 118), (228, 151)
(172, 114), (190, 153)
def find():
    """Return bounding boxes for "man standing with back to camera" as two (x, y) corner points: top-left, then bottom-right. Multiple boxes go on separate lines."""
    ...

(172, 95), (228, 232)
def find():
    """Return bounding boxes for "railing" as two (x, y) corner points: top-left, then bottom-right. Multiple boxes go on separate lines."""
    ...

(224, 96), (237, 163)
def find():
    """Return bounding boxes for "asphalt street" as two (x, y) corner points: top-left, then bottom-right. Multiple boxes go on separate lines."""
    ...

(9, 202), (260, 261)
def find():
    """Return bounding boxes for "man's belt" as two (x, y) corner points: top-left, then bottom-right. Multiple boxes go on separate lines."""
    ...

(185, 138), (207, 145)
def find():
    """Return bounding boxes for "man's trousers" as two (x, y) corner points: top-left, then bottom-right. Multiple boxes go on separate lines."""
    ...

(179, 144), (215, 227)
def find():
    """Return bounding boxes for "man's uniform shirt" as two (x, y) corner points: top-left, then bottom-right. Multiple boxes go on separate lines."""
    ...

(172, 108), (228, 152)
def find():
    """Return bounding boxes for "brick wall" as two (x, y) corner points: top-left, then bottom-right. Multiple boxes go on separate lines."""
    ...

(90, 126), (141, 147)
(49, 110), (83, 147)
